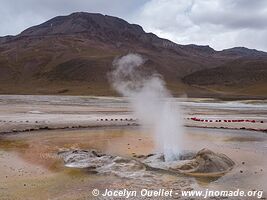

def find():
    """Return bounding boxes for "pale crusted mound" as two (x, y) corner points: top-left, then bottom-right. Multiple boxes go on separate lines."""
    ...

(59, 148), (235, 178)
(58, 149), (147, 178)
(138, 148), (235, 177)
(171, 148), (235, 176)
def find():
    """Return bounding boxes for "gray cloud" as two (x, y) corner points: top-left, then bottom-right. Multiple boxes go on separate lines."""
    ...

(133, 0), (267, 51)
(0, 0), (267, 51)
(0, 0), (148, 36)
(189, 0), (267, 29)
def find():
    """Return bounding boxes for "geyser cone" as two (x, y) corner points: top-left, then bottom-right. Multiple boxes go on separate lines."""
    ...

(60, 148), (235, 178)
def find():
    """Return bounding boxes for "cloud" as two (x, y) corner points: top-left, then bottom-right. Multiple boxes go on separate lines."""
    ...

(0, 0), (148, 36)
(189, 0), (267, 29)
(133, 0), (267, 51)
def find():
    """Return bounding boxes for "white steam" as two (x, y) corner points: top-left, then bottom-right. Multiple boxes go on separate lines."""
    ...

(110, 53), (184, 161)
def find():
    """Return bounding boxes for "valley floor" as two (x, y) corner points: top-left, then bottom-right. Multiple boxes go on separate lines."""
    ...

(0, 95), (266, 199)
(0, 95), (266, 134)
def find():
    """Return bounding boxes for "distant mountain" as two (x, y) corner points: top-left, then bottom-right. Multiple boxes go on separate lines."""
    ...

(218, 47), (267, 57)
(0, 12), (266, 99)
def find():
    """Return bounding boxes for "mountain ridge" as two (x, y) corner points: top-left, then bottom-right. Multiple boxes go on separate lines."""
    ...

(2, 12), (266, 57)
(0, 12), (266, 99)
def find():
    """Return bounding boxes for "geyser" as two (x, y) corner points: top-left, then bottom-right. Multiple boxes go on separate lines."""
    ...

(110, 53), (184, 161)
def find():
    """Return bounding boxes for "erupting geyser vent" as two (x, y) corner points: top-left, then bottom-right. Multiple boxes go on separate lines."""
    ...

(109, 53), (184, 161)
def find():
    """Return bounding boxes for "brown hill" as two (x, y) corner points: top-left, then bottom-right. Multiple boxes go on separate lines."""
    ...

(0, 12), (266, 99)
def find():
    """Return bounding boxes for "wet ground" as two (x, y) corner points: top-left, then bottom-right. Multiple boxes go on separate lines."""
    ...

(0, 126), (266, 199)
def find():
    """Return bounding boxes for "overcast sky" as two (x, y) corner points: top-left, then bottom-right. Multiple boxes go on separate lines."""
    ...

(1, 0), (267, 51)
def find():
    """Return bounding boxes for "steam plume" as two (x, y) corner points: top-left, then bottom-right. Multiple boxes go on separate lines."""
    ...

(110, 53), (184, 161)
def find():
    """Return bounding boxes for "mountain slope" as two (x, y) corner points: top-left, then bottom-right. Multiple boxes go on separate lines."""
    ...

(0, 12), (266, 99)
(183, 58), (267, 86)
